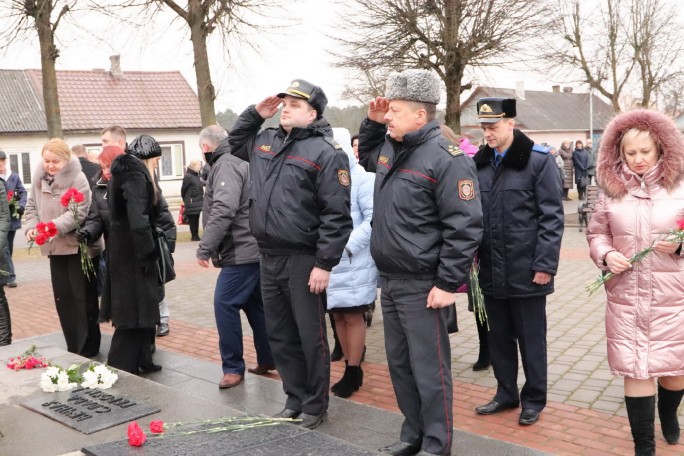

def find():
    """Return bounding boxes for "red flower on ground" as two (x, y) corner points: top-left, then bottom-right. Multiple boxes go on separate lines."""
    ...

(127, 421), (146, 447)
(677, 218), (684, 231)
(149, 420), (165, 434)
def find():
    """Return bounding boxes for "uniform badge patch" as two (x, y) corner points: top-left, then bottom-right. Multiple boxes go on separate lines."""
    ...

(378, 155), (390, 165)
(259, 145), (271, 152)
(458, 179), (475, 201)
(448, 145), (463, 156)
(338, 169), (351, 187)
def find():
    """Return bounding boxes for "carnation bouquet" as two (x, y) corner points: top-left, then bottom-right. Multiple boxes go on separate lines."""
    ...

(27, 221), (58, 253)
(81, 363), (119, 390)
(587, 218), (684, 296)
(40, 362), (118, 392)
(60, 187), (95, 279)
(6, 345), (49, 370)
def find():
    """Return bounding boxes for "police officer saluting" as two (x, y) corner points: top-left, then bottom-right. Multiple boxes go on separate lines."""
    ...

(228, 79), (353, 430)
(472, 98), (564, 426)
(358, 69), (483, 456)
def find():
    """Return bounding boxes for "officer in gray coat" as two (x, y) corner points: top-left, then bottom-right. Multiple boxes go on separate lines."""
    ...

(358, 70), (483, 456)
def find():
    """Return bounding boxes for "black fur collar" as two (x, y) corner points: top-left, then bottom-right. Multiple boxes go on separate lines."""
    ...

(473, 129), (534, 171)
(111, 153), (150, 177)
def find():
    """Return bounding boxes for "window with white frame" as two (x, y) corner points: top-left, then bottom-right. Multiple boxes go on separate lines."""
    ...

(9, 153), (32, 185)
(159, 143), (184, 179)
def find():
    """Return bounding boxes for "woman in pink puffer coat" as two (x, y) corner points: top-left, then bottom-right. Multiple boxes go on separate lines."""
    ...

(586, 110), (684, 456)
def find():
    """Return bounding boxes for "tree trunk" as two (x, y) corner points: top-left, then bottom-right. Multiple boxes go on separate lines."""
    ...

(444, 67), (465, 135)
(36, 0), (63, 139)
(188, 6), (216, 127)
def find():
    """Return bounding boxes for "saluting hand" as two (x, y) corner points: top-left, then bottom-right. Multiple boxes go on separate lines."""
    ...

(255, 96), (282, 120)
(308, 267), (330, 295)
(427, 286), (456, 309)
(368, 97), (390, 124)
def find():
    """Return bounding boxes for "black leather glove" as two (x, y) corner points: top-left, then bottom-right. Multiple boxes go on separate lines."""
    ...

(17, 207), (25, 216)
(76, 230), (90, 244)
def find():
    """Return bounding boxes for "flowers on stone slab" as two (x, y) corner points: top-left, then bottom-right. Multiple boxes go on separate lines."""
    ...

(40, 364), (80, 392)
(5, 345), (49, 370)
(60, 187), (95, 279)
(128, 416), (300, 447)
(587, 218), (684, 296)
(80, 363), (119, 390)
(39, 362), (118, 392)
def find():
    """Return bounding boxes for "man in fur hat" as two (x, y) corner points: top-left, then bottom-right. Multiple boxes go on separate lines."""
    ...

(358, 69), (483, 456)
(472, 98), (564, 426)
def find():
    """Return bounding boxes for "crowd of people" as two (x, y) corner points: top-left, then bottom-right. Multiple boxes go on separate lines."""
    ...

(0, 68), (683, 456)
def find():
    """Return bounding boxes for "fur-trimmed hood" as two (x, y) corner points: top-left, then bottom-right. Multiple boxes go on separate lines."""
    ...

(597, 109), (684, 198)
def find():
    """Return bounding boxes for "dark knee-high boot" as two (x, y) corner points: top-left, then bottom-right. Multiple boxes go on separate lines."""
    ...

(334, 364), (363, 398)
(658, 383), (684, 444)
(472, 315), (489, 371)
(0, 290), (11, 346)
(625, 395), (656, 456)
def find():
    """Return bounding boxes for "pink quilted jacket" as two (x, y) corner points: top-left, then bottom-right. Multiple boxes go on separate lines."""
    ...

(586, 110), (684, 379)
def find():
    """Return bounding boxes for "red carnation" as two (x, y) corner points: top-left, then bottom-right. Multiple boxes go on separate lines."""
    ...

(72, 191), (85, 203)
(677, 218), (684, 231)
(36, 222), (47, 233)
(46, 221), (58, 237)
(6, 191), (13, 201)
(149, 420), (165, 434)
(127, 421), (146, 447)
(35, 233), (47, 246)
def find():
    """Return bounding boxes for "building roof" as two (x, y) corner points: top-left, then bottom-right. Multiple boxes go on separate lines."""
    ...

(0, 68), (202, 134)
(0, 70), (47, 133)
(460, 86), (616, 132)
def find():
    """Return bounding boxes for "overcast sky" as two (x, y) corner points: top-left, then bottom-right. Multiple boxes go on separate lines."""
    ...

(0, 0), (555, 113)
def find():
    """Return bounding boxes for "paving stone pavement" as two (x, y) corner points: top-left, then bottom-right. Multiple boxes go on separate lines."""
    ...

(4, 198), (684, 455)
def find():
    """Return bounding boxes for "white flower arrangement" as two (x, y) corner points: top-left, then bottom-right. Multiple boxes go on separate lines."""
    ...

(39, 363), (118, 392)
(81, 364), (118, 390)
(40, 364), (79, 392)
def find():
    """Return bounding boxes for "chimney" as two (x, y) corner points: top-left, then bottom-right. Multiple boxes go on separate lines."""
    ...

(110, 55), (123, 78)
(515, 81), (525, 100)
(552, 85), (560, 93)
(562, 86), (573, 93)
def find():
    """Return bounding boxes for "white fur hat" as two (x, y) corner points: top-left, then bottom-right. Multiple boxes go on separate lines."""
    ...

(385, 69), (440, 104)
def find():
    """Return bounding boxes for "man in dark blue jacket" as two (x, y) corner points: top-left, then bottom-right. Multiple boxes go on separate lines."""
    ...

(358, 69), (482, 456)
(472, 98), (564, 426)
(228, 79), (352, 430)
(0, 151), (27, 288)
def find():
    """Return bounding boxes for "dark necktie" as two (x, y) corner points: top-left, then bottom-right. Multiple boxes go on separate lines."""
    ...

(493, 154), (502, 169)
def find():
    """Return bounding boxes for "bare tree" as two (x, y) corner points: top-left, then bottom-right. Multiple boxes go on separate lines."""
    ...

(122, 0), (286, 127)
(547, 0), (684, 112)
(0, 0), (79, 138)
(334, 0), (550, 133)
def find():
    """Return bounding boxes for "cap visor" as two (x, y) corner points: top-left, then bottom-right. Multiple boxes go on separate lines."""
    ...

(477, 117), (503, 124)
(277, 91), (308, 100)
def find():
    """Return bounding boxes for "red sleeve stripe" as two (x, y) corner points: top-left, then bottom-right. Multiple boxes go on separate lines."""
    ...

(287, 155), (321, 171)
(398, 168), (437, 183)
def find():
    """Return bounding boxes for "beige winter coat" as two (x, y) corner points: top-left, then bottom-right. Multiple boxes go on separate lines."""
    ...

(586, 109), (684, 379)
(24, 156), (103, 257)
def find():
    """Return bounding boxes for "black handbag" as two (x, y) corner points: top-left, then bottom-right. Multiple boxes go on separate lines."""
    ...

(444, 303), (459, 334)
(154, 227), (176, 284)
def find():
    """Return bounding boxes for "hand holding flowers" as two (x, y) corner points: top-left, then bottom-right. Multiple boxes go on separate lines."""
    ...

(60, 187), (95, 279)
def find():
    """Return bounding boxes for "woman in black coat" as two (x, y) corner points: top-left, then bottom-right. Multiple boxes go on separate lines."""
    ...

(181, 159), (204, 241)
(572, 140), (590, 200)
(101, 135), (164, 374)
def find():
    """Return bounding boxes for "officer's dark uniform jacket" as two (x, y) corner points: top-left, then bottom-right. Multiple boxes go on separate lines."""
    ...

(472, 129), (564, 299)
(358, 118), (483, 292)
(228, 105), (353, 271)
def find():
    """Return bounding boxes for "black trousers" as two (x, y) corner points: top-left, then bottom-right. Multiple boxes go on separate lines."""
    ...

(187, 213), (200, 240)
(108, 327), (156, 374)
(381, 277), (453, 455)
(260, 253), (329, 415)
(50, 254), (100, 356)
(485, 295), (547, 411)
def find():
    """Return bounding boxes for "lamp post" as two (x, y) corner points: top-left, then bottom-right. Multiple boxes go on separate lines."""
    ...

(589, 85), (593, 142)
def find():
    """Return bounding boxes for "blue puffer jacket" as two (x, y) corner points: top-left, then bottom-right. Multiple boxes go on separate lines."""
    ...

(327, 128), (378, 309)
(4, 172), (27, 231)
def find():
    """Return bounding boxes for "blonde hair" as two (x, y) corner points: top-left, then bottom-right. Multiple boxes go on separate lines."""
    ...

(143, 158), (159, 205)
(42, 138), (71, 162)
(188, 159), (202, 171)
(620, 128), (660, 157)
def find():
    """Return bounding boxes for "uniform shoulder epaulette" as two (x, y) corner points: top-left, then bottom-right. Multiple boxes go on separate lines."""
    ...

(323, 136), (343, 150)
(532, 144), (550, 154)
(438, 137), (463, 157)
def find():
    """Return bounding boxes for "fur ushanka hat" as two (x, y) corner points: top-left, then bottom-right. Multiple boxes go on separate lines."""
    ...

(385, 69), (440, 105)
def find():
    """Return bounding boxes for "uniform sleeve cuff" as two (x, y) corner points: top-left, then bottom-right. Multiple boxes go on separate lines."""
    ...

(314, 259), (335, 272)
(434, 279), (460, 293)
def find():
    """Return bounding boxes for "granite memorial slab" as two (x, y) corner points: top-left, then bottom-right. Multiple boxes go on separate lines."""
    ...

(82, 421), (378, 456)
(21, 386), (160, 435)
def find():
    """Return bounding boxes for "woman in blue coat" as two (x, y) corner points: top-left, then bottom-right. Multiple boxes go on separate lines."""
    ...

(327, 128), (378, 399)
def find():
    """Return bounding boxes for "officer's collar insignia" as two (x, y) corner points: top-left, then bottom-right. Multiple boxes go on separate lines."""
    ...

(259, 145), (272, 152)
(479, 104), (493, 114)
(338, 169), (351, 187)
(378, 155), (390, 165)
(458, 179), (475, 201)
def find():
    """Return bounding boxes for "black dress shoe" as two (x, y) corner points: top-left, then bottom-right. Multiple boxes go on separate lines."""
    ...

(519, 408), (540, 425)
(299, 411), (327, 429)
(273, 408), (301, 419)
(472, 358), (490, 371)
(475, 400), (519, 415)
(379, 441), (422, 456)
